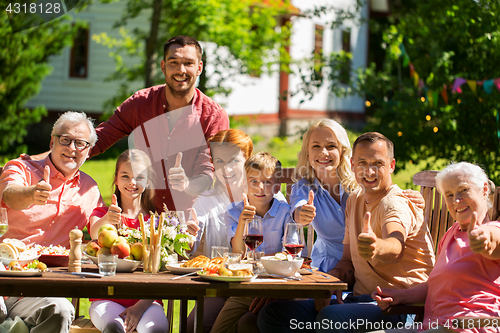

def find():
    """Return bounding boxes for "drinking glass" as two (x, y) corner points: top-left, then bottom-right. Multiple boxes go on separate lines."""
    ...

(0, 208), (8, 238)
(243, 217), (263, 260)
(283, 222), (305, 259)
(177, 211), (187, 233)
(98, 254), (118, 276)
(211, 246), (229, 259)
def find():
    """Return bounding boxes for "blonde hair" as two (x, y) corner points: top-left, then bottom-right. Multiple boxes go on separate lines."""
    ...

(244, 152), (281, 181)
(294, 119), (358, 192)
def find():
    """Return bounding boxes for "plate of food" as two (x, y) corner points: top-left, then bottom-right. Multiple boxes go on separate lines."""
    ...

(196, 270), (256, 282)
(0, 239), (40, 266)
(38, 254), (69, 267)
(166, 263), (203, 274)
(0, 259), (47, 277)
(31, 245), (70, 267)
(0, 270), (42, 277)
(168, 255), (223, 274)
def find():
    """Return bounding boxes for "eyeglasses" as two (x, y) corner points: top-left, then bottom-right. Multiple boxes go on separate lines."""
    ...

(54, 135), (90, 151)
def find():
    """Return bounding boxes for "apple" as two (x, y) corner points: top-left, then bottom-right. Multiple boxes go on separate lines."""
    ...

(96, 247), (111, 256)
(98, 223), (117, 235)
(125, 255), (134, 260)
(85, 240), (101, 257)
(98, 229), (118, 248)
(110, 237), (130, 259)
(130, 242), (143, 261)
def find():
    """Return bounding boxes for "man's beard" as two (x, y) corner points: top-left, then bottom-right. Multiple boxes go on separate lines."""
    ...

(166, 77), (194, 99)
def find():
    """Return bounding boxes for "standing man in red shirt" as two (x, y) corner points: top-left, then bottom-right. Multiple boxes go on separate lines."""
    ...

(90, 35), (229, 212)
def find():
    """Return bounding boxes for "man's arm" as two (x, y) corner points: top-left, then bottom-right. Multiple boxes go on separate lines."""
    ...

(327, 244), (355, 286)
(358, 212), (405, 263)
(315, 244), (354, 310)
(3, 165), (52, 211)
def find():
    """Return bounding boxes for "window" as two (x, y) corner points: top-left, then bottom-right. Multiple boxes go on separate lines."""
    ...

(314, 24), (324, 79)
(69, 26), (89, 78)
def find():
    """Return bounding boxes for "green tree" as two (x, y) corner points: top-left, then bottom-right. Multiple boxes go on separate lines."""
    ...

(93, 0), (293, 116)
(0, 11), (84, 157)
(356, 0), (500, 182)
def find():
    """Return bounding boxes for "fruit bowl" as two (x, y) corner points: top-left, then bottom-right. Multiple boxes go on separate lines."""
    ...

(85, 252), (142, 272)
(261, 256), (304, 277)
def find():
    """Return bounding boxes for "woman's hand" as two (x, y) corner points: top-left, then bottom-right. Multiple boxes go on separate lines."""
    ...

(296, 190), (316, 225)
(402, 189), (425, 210)
(119, 300), (153, 333)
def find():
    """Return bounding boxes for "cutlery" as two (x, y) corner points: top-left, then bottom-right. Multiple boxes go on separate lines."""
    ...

(265, 273), (302, 281)
(52, 271), (102, 278)
(171, 271), (198, 280)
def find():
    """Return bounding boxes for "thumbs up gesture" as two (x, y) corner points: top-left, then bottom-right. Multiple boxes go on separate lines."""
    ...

(33, 166), (52, 205)
(168, 152), (190, 192)
(238, 193), (256, 225)
(186, 208), (200, 237)
(297, 190), (316, 225)
(468, 211), (493, 255)
(104, 194), (122, 227)
(358, 212), (378, 260)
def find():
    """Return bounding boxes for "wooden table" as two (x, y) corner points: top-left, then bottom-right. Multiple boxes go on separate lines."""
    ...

(0, 266), (347, 333)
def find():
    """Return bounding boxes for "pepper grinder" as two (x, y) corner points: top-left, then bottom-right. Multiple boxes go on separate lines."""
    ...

(68, 227), (83, 272)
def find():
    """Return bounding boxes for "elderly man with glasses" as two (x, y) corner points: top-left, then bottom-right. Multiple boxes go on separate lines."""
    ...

(0, 111), (104, 333)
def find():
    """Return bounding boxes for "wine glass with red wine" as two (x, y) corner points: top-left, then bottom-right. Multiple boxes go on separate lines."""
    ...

(283, 222), (305, 259)
(243, 217), (263, 260)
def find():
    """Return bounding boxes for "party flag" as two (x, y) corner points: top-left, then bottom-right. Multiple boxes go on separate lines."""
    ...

(495, 78), (500, 93)
(414, 72), (419, 87)
(418, 79), (425, 90)
(409, 63), (415, 77)
(441, 86), (448, 105)
(433, 91), (439, 106)
(483, 79), (494, 94)
(427, 90), (434, 107)
(452, 78), (466, 94)
(403, 54), (410, 68)
(466, 80), (477, 95)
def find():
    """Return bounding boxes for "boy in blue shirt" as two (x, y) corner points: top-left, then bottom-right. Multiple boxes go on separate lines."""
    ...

(226, 152), (292, 256)
(213, 152), (293, 333)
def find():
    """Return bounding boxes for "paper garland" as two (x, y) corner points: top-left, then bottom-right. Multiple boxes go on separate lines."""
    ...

(398, 43), (500, 105)
(395, 42), (500, 140)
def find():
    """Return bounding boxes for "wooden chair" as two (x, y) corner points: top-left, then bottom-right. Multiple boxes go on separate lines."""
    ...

(280, 167), (315, 256)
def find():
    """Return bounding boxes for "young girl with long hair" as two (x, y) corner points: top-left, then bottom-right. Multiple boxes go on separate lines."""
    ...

(88, 149), (167, 333)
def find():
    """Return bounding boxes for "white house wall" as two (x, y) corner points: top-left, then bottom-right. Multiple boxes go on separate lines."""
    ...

(287, 0), (368, 113)
(25, 1), (148, 114)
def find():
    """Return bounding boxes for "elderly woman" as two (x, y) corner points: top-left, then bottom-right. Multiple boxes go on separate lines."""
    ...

(372, 162), (500, 333)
